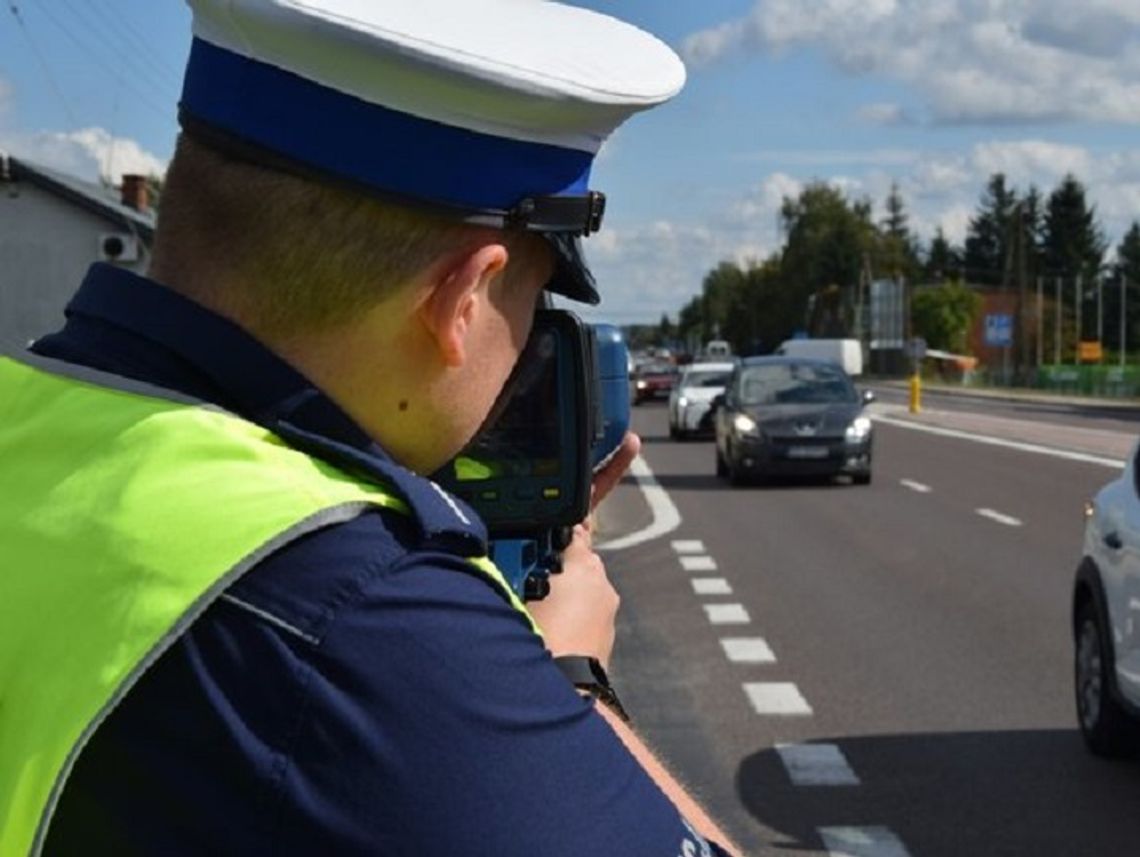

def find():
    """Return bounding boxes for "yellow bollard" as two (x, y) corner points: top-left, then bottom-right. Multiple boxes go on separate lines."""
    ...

(908, 372), (921, 414)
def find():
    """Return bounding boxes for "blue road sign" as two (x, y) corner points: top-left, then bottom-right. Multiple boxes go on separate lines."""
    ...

(984, 313), (1013, 347)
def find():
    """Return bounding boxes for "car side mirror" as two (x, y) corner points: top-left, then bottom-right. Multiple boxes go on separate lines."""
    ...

(862, 389), (876, 406)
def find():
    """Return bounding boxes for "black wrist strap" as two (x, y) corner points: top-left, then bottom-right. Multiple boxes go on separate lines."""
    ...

(553, 656), (631, 723)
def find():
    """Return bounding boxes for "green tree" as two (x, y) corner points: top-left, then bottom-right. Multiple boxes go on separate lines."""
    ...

(877, 183), (922, 283)
(964, 173), (1017, 285)
(911, 280), (982, 354)
(1118, 222), (1140, 284)
(924, 227), (962, 282)
(780, 182), (874, 336)
(1110, 222), (1140, 354)
(1043, 174), (1106, 282)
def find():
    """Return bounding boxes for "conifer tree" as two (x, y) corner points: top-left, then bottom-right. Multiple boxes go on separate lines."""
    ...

(964, 173), (1017, 285)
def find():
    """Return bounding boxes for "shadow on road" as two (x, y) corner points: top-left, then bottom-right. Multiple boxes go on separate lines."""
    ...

(649, 473), (857, 493)
(737, 730), (1140, 855)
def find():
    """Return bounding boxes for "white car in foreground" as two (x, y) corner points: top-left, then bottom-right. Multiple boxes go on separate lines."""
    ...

(668, 361), (735, 439)
(1073, 446), (1140, 757)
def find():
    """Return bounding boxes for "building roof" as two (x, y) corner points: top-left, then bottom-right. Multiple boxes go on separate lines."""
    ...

(1, 154), (156, 241)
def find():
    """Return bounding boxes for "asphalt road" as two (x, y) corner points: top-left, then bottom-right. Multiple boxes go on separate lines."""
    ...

(598, 397), (1140, 857)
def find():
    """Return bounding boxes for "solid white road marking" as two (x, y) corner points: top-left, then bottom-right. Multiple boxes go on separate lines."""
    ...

(692, 578), (733, 596)
(594, 456), (682, 551)
(704, 604), (750, 625)
(899, 478), (931, 493)
(681, 555), (718, 572)
(672, 539), (706, 554)
(818, 826), (912, 857)
(975, 507), (1023, 527)
(776, 743), (860, 786)
(872, 414), (1125, 469)
(743, 682), (813, 715)
(720, 637), (776, 663)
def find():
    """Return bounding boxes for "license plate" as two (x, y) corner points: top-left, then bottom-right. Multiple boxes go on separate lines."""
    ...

(787, 445), (828, 459)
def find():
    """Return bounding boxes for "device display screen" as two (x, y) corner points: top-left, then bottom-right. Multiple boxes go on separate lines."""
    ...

(457, 327), (562, 480)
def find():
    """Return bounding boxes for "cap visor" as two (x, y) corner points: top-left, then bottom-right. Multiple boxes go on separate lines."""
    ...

(542, 234), (600, 306)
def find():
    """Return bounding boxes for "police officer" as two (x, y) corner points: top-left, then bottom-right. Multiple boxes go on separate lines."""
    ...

(0, 1), (740, 854)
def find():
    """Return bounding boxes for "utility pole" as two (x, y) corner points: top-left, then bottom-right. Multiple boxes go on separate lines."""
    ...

(1123, 274), (1129, 368)
(1075, 274), (1082, 366)
(1015, 204), (1029, 379)
(1097, 273), (1104, 364)
(1036, 276), (1043, 368)
(1054, 276), (1062, 365)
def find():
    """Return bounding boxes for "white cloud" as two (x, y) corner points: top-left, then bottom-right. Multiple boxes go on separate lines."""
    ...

(681, 0), (1140, 125)
(856, 102), (910, 126)
(0, 127), (166, 183)
(740, 148), (920, 168)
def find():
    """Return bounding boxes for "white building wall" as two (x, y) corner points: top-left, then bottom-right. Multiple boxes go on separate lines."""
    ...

(0, 181), (150, 351)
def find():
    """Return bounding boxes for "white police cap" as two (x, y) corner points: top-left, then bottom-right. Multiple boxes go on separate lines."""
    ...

(180, 0), (686, 304)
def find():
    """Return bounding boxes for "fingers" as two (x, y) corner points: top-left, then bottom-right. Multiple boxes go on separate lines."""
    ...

(590, 432), (641, 512)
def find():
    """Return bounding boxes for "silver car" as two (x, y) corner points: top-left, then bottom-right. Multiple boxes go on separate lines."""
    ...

(668, 361), (735, 439)
(1074, 446), (1140, 757)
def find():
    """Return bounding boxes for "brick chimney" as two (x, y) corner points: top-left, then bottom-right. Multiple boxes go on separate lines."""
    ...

(120, 174), (149, 213)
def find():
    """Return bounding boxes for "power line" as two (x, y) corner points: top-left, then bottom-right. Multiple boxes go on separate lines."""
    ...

(24, 0), (175, 122)
(89, 0), (184, 83)
(7, 1), (80, 127)
(56, 0), (182, 93)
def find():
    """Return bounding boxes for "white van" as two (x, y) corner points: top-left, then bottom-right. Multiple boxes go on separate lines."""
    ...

(704, 340), (732, 358)
(776, 338), (863, 377)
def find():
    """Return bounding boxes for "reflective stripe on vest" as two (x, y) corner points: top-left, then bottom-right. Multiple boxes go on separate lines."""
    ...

(0, 355), (537, 856)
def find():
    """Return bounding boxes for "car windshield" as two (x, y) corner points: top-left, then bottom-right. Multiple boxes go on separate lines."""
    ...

(738, 363), (856, 405)
(683, 370), (731, 388)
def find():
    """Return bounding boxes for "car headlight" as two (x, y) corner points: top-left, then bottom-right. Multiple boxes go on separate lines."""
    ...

(636, 380), (647, 390)
(845, 416), (872, 441)
(677, 396), (689, 408)
(733, 413), (760, 437)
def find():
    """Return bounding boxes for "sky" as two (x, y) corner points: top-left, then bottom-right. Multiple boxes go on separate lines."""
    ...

(2, 1), (1138, 325)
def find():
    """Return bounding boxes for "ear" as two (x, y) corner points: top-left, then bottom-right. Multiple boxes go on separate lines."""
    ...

(418, 243), (509, 368)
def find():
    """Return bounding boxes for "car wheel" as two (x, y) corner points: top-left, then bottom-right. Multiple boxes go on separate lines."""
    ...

(715, 445), (727, 478)
(853, 471), (872, 486)
(1075, 599), (1139, 758)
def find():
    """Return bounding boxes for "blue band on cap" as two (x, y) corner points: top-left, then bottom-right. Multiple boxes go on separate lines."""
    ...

(180, 38), (594, 211)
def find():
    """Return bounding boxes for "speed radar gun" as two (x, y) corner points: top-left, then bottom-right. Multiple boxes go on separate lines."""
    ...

(435, 310), (630, 599)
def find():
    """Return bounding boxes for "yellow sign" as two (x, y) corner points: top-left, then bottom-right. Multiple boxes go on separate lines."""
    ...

(1078, 341), (1103, 362)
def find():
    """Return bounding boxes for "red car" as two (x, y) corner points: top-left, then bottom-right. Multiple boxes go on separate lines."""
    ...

(631, 363), (678, 405)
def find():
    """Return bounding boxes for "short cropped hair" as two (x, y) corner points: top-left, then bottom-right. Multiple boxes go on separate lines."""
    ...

(150, 134), (550, 336)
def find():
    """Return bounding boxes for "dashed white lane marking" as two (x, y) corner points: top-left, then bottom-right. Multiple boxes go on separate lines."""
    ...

(720, 637), (776, 663)
(691, 577), (733, 596)
(743, 682), (813, 715)
(872, 414), (1125, 469)
(680, 555), (718, 572)
(899, 478), (931, 493)
(776, 743), (860, 786)
(818, 826), (912, 857)
(671, 539), (706, 554)
(594, 456), (682, 551)
(975, 507), (1023, 527)
(704, 604), (750, 625)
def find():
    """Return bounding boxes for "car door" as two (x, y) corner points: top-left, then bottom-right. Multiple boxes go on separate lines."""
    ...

(1100, 444), (1140, 707)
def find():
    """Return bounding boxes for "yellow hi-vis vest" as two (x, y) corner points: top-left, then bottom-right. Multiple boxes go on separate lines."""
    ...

(0, 354), (536, 857)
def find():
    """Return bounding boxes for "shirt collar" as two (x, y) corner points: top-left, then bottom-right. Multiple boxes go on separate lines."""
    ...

(48, 264), (488, 553)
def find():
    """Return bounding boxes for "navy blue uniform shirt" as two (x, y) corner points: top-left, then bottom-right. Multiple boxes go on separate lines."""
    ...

(37, 265), (724, 856)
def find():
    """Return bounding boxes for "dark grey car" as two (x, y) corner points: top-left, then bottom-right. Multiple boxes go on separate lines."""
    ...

(713, 356), (874, 485)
